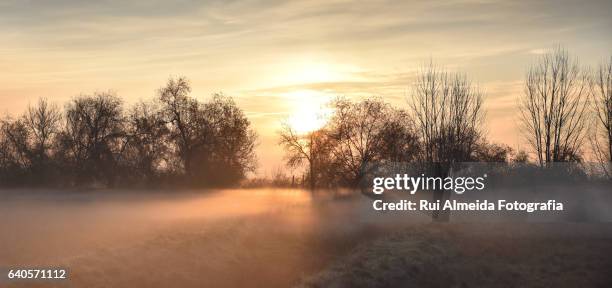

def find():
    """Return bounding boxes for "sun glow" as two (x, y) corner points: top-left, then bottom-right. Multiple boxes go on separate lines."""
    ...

(285, 90), (332, 134)
(283, 62), (339, 84)
(272, 58), (356, 134)
(268, 56), (360, 87)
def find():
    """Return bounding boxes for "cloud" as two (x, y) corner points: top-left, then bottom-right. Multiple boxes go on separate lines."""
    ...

(528, 49), (548, 55)
(0, 0), (610, 170)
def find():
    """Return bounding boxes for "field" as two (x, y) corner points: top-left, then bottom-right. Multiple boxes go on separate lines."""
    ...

(1, 189), (611, 287)
(298, 223), (612, 288)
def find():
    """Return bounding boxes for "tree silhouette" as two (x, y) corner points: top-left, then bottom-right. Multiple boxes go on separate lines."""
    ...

(279, 97), (421, 189)
(327, 97), (410, 186)
(278, 122), (331, 190)
(520, 47), (590, 166)
(124, 101), (171, 184)
(58, 92), (126, 186)
(409, 62), (484, 221)
(590, 57), (612, 169)
(194, 94), (257, 186)
(158, 76), (200, 179)
(158, 77), (257, 186)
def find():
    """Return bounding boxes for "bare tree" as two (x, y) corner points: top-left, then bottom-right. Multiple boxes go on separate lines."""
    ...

(196, 93), (258, 186)
(520, 47), (590, 167)
(279, 97), (420, 189)
(0, 119), (18, 183)
(24, 98), (61, 169)
(158, 76), (202, 178)
(0, 78), (258, 188)
(590, 57), (612, 169)
(0, 99), (61, 185)
(0, 117), (31, 172)
(158, 77), (258, 186)
(278, 122), (331, 190)
(409, 62), (484, 221)
(411, 64), (483, 164)
(58, 92), (126, 185)
(124, 101), (170, 183)
(374, 109), (421, 163)
(326, 97), (391, 186)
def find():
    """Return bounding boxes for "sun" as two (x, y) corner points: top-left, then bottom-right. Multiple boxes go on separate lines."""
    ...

(270, 58), (357, 134)
(289, 109), (327, 134)
(285, 90), (332, 134)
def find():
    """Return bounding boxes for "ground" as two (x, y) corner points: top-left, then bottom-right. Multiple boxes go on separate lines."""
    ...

(297, 223), (612, 288)
(1, 189), (611, 287)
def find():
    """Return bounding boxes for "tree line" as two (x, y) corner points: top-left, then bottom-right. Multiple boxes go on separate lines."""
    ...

(0, 77), (257, 188)
(0, 47), (610, 189)
(279, 47), (612, 193)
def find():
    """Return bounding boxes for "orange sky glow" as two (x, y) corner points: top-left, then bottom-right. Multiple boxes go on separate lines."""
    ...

(0, 0), (610, 175)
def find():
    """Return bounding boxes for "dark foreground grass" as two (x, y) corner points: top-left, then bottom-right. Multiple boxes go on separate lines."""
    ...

(296, 223), (612, 288)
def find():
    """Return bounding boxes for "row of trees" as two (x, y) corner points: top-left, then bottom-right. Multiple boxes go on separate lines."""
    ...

(279, 74), (512, 191)
(0, 77), (257, 187)
(279, 48), (611, 193)
(520, 47), (611, 167)
(0, 47), (609, 189)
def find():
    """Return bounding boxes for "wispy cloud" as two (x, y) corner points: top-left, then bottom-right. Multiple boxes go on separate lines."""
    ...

(0, 0), (610, 170)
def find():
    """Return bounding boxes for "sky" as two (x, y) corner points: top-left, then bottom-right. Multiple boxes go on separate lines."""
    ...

(0, 0), (610, 175)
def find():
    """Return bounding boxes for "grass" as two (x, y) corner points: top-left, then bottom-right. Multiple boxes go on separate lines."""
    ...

(296, 223), (612, 288)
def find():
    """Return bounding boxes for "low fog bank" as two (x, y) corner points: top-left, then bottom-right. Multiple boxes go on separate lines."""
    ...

(0, 188), (314, 265)
(1, 187), (611, 287)
(0, 188), (419, 287)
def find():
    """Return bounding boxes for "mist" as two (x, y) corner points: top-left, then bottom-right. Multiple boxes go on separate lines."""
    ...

(0, 188), (425, 287)
(2, 181), (611, 287)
